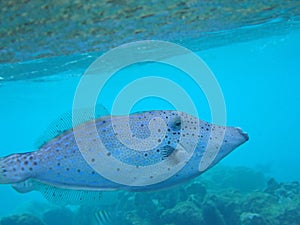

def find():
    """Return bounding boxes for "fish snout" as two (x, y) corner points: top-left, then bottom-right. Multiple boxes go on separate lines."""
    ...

(222, 126), (249, 149)
(236, 127), (249, 142)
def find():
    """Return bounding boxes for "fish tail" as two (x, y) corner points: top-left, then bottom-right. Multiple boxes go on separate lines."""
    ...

(0, 153), (32, 184)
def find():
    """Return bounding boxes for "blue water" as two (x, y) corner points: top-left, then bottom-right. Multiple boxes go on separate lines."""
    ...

(0, 22), (300, 225)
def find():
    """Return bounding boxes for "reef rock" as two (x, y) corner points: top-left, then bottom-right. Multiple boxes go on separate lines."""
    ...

(240, 212), (268, 225)
(202, 202), (226, 225)
(276, 206), (300, 225)
(0, 214), (44, 225)
(186, 182), (207, 204)
(42, 207), (74, 225)
(161, 201), (202, 225)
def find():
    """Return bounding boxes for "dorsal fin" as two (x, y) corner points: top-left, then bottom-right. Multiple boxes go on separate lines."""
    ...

(35, 104), (109, 148)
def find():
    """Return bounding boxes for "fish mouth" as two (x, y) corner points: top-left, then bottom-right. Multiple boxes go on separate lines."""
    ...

(236, 127), (249, 142)
(242, 132), (249, 141)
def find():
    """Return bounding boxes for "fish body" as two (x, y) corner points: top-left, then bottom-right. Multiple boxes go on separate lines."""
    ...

(0, 110), (248, 195)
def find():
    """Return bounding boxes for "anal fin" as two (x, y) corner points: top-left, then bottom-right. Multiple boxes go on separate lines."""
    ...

(13, 179), (119, 207)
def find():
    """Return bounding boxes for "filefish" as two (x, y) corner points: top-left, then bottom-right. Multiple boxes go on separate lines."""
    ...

(0, 110), (248, 205)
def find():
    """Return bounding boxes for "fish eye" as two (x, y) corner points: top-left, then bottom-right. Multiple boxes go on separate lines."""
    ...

(171, 116), (182, 131)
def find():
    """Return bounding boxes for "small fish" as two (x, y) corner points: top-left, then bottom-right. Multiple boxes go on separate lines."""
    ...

(0, 110), (248, 204)
(94, 210), (113, 225)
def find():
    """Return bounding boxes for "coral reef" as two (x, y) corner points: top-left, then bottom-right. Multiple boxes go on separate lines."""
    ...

(120, 166), (300, 225)
(240, 212), (268, 225)
(0, 214), (44, 225)
(42, 207), (74, 225)
(2, 166), (300, 225)
(161, 201), (202, 225)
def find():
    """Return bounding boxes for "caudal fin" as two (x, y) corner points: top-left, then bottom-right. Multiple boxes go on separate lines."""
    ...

(0, 153), (31, 184)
